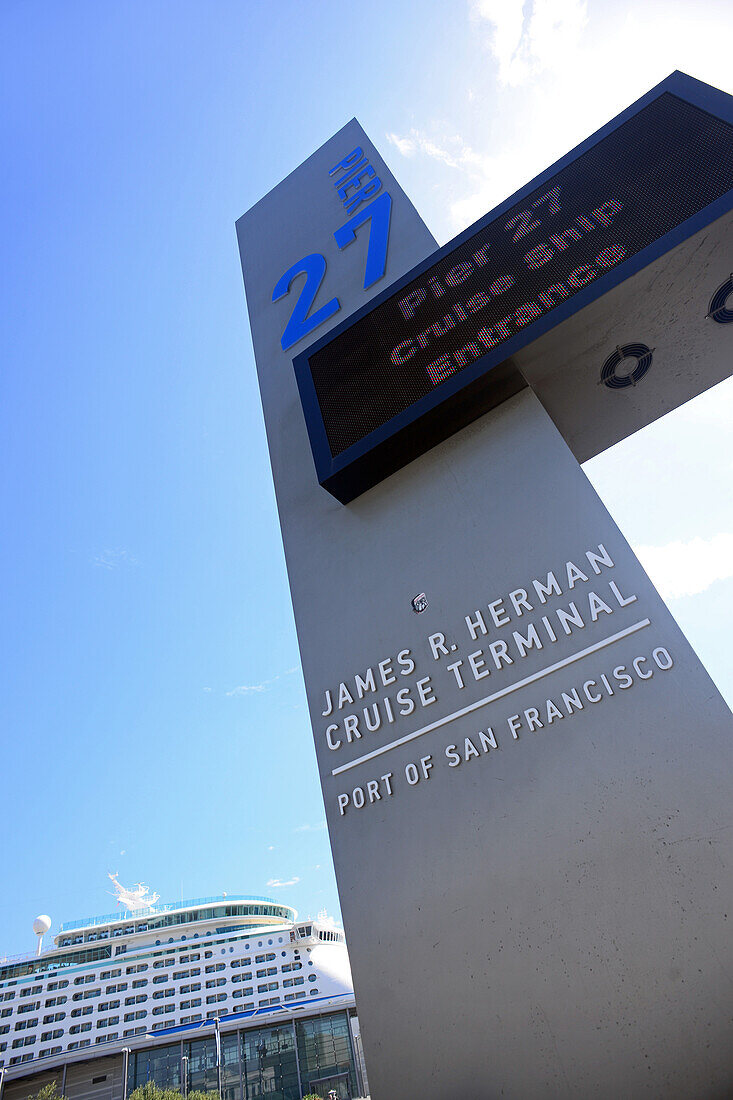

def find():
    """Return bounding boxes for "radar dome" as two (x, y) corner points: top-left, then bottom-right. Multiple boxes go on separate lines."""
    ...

(33, 915), (52, 935)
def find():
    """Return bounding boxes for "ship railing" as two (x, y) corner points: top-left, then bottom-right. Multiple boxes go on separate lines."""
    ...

(59, 894), (280, 932)
(0, 949), (39, 965)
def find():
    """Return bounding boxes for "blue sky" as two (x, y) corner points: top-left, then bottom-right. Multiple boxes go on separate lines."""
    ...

(1, 0), (731, 956)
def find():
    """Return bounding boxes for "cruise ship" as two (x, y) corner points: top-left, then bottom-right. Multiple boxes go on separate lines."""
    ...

(0, 880), (368, 1100)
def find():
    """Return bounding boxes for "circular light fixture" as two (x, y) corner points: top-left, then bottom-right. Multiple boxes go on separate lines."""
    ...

(600, 343), (654, 389)
(707, 275), (733, 324)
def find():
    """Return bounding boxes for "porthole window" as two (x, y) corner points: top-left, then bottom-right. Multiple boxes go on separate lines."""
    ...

(308, 974), (316, 982)
(267, 940), (272, 946)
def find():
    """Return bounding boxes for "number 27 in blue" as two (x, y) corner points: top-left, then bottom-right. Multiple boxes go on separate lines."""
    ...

(272, 191), (392, 352)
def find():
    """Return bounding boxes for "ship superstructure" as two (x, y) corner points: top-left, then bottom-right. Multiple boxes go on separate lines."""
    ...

(0, 891), (353, 1071)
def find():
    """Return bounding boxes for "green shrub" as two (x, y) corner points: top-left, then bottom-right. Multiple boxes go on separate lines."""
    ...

(129, 1086), (219, 1100)
(129, 1085), (183, 1100)
(26, 1085), (65, 1100)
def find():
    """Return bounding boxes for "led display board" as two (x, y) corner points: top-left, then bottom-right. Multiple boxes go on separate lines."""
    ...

(294, 73), (733, 503)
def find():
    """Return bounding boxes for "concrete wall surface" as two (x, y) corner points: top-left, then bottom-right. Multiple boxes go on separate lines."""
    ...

(237, 122), (733, 1100)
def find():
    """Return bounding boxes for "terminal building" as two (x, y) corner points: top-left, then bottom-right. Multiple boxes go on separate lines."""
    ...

(0, 883), (368, 1100)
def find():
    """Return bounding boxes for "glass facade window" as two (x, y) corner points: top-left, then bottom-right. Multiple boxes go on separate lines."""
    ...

(296, 1012), (355, 1099)
(239, 1024), (299, 1100)
(125, 1010), (359, 1100)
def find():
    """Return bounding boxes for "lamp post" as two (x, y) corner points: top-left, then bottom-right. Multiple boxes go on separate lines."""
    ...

(181, 1054), (189, 1100)
(121, 1047), (131, 1100)
(214, 1017), (222, 1100)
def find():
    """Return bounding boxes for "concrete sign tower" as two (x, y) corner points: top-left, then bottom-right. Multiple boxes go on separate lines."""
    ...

(237, 75), (733, 1098)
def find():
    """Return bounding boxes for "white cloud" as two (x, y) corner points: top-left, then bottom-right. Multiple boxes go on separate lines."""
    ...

(226, 681), (269, 696)
(226, 667), (298, 697)
(387, 129), (491, 175)
(385, 132), (417, 157)
(471, 0), (588, 87)
(634, 534), (733, 600)
(267, 877), (300, 888)
(294, 821), (326, 833)
(471, 0), (527, 85)
(387, 1), (733, 236)
(92, 548), (138, 570)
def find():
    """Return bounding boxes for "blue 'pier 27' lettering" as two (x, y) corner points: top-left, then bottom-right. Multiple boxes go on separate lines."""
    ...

(273, 145), (392, 351)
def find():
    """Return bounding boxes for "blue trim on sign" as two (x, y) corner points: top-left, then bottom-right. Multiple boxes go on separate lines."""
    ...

(292, 71), (733, 495)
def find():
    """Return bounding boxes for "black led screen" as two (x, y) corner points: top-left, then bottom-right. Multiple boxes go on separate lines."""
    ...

(313, 95), (733, 446)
